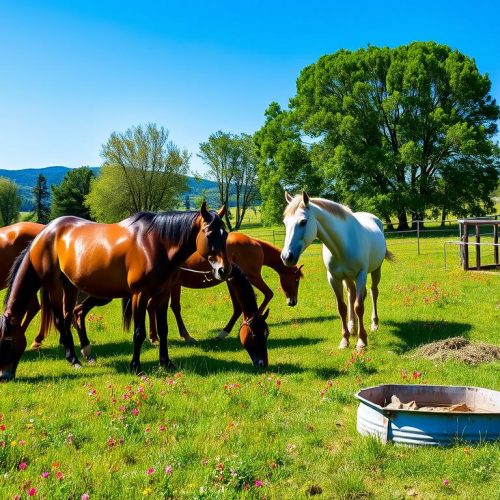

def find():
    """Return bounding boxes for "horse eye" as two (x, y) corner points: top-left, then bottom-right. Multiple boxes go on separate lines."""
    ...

(299, 219), (307, 227)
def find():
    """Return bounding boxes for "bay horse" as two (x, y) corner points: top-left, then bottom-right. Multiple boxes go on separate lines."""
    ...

(0, 222), (45, 337)
(39, 232), (302, 348)
(281, 192), (393, 350)
(0, 203), (230, 381)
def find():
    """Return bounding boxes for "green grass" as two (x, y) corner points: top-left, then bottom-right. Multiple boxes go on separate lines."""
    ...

(0, 228), (499, 499)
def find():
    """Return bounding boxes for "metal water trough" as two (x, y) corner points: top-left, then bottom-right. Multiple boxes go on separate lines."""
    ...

(356, 384), (500, 446)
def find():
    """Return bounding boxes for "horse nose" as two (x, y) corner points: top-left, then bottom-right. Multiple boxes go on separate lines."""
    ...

(281, 251), (294, 266)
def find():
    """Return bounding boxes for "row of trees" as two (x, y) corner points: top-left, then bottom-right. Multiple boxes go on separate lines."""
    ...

(1, 42), (498, 229)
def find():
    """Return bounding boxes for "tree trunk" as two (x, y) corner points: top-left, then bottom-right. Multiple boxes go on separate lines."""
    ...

(384, 217), (395, 231)
(440, 208), (447, 228)
(397, 211), (410, 231)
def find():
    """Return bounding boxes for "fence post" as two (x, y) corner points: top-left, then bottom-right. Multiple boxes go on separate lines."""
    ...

(417, 220), (420, 256)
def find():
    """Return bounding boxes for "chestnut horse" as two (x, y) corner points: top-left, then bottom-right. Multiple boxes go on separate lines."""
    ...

(0, 222), (45, 336)
(53, 232), (302, 348)
(0, 204), (229, 380)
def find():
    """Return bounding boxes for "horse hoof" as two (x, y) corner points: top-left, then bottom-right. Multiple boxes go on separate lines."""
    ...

(149, 337), (158, 345)
(81, 345), (92, 358)
(130, 363), (141, 374)
(72, 363), (83, 370)
(0, 370), (14, 381)
(31, 341), (42, 350)
(216, 330), (230, 340)
(86, 355), (96, 364)
(183, 335), (197, 344)
(371, 322), (379, 332)
(356, 339), (367, 351)
(339, 338), (350, 349)
(161, 361), (177, 372)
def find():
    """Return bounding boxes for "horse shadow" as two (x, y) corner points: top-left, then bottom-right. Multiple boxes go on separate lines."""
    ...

(386, 319), (472, 353)
(267, 314), (337, 328)
(194, 335), (325, 353)
(108, 354), (306, 376)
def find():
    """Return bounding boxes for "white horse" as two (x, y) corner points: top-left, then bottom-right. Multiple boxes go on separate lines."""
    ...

(281, 192), (393, 350)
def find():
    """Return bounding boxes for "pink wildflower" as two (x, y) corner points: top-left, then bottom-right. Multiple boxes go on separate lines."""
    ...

(19, 462), (27, 470)
(28, 489), (37, 497)
(165, 465), (173, 475)
(81, 494), (90, 500)
(255, 479), (263, 487)
(146, 467), (155, 475)
(41, 472), (49, 478)
(132, 408), (139, 416)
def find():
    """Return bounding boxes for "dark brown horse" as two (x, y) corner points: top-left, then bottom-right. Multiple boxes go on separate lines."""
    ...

(65, 232), (303, 346)
(0, 204), (229, 380)
(0, 222), (45, 337)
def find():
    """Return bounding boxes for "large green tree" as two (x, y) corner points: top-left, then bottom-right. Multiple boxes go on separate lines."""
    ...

(254, 102), (321, 225)
(0, 177), (21, 226)
(85, 124), (189, 222)
(31, 174), (50, 223)
(51, 166), (95, 219)
(199, 131), (259, 230)
(258, 42), (499, 228)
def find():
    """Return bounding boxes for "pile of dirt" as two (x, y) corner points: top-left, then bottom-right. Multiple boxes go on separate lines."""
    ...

(416, 337), (500, 365)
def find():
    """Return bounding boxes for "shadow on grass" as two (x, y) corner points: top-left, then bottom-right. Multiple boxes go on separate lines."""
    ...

(193, 335), (325, 353)
(266, 314), (337, 328)
(386, 319), (472, 353)
(108, 354), (305, 376)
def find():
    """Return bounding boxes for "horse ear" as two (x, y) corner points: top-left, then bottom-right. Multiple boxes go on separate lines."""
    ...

(302, 191), (310, 206)
(296, 264), (304, 274)
(285, 191), (294, 204)
(217, 204), (227, 218)
(200, 201), (211, 222)
(262, 308), (270, 320)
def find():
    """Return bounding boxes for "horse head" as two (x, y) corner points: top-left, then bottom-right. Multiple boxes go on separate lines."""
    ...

(281, 191), (317, 266)
(279, 264), (303, 307)
(239, 309), (269, 368)
(0, 316), (27, 381)
(196, 203), (230, 281)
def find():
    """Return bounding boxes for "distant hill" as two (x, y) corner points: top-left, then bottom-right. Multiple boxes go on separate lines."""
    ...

(0, 166), (219, 211)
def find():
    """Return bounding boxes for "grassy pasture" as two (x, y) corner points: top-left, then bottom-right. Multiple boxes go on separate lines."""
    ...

(0, 226), (499, 499)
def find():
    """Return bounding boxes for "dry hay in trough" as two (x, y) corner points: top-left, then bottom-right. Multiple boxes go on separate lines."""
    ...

(416, 337), (500, 365)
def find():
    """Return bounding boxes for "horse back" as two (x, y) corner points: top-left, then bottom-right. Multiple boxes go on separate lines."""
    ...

(352, 212), (387, 271)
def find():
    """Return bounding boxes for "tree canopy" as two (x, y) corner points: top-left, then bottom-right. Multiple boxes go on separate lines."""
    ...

(256, 42), (500, 227)
(0, 177), (21, 226)
(85, 124), (189, 222)
(199, 131), (259, 230)
(51, 166), (95, 220)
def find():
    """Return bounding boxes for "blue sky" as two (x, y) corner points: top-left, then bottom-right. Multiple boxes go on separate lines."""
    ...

(1, 0), (499, 175)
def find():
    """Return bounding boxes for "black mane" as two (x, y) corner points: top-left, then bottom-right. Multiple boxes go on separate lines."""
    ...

(128, 210), (200, 247)
(229, 264), (258, 317)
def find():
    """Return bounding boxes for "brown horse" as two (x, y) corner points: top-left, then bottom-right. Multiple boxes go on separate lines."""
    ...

(64, 232), (303, 346)
(0, 204), (230, 380)
(0, 222), (45, 337)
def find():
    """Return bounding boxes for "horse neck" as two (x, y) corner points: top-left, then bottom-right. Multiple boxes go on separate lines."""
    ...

(311, 204), (354, 260)
(229, 266), (258, 319)
(259, 239), (293, 275)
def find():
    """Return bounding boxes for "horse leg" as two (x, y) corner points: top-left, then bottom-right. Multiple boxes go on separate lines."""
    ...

(345, 279), (356, 335)
(249, 274), (274, 314)
(370, 266), (381, 331)
(49, 280), (81, 367)
(218, 280), (242, 339)
(155, 293), (176, 371)
(130, 292), (147, 374)
(354, 271), (368, 350)
(170, 282), (196, 343)
(147, 300), (158, 344)
(328, 273), (350, 349)
(23, 295), (41, 348)
(73, 296), (111, 362)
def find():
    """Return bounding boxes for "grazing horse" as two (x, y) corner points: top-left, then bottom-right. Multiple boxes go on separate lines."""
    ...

(281, 192), (393, 350)
(0, 222), (45, 337)
(0, 204), (229, 381)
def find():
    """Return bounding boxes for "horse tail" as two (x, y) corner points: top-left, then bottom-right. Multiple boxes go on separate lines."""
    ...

(122, 297), (132, 332)
(38, 286), (54, 339)
(385, 249), (396, 262)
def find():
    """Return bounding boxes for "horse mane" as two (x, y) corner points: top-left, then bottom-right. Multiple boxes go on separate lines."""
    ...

(4, 245), (30, 306)
(228, 264), (258, 317)
(284, 195), (351, 220)
(128, 210), (200, 247)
